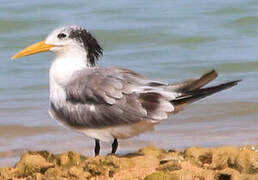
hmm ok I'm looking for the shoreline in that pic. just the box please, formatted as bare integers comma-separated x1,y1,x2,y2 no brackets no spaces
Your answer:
0,145,257,180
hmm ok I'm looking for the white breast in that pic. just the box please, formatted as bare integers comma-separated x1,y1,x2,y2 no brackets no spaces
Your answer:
49,55,86,105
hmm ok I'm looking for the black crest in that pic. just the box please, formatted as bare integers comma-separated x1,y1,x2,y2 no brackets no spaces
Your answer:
69,28,103,66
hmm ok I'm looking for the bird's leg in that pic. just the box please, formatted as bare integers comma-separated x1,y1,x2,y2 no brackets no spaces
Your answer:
111,139,118,154
95,139,100,156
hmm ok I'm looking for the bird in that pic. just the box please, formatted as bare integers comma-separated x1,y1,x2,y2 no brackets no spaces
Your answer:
12,25,240,156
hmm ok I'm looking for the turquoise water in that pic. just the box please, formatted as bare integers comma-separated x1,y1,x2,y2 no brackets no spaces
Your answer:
1,0,258,166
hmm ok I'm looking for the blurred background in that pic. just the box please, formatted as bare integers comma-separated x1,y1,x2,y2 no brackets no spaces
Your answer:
0,0,258,166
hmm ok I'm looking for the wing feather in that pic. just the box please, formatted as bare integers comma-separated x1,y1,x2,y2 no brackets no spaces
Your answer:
53,67,175,128
51,68,238,129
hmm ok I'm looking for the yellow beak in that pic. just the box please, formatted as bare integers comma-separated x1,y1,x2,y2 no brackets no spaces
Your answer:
12,41,54,60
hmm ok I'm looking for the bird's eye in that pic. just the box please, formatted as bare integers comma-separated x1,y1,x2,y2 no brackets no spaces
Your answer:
57,33,67,39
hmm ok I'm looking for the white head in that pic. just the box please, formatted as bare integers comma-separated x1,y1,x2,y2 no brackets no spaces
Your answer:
12,25,103,67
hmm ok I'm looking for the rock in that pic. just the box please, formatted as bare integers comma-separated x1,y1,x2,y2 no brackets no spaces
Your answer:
138,146,166,157
157,160,182,172
44,167,64,179
177,170,197,180
0,167,14,179
215,168,242,180
227,148,258,174
210,147,238,170
0,145,257,179
184,147,212,166
55,151,82,168
236,150,258,174
144,171,178,180
15,152,53,177
83,155,120,177
160,152,184,164
127,146,164,169
68,166,82,177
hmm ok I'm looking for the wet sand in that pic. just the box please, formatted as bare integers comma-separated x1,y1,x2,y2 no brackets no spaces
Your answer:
0,145,257,180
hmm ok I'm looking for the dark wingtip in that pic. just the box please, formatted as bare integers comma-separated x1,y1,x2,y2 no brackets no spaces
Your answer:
231,79,242,86
171,79,241,110
228,79,242,85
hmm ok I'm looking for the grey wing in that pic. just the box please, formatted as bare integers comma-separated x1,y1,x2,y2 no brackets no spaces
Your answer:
54,67,176,129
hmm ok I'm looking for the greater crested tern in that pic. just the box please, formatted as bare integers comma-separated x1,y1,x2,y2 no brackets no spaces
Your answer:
12,25,240,156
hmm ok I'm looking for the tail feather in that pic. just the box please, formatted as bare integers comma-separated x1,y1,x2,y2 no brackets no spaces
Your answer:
170,70,217,92
185,70,218,91
171,80,241,112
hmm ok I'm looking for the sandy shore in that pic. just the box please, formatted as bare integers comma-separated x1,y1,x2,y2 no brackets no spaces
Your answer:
0,145,257,180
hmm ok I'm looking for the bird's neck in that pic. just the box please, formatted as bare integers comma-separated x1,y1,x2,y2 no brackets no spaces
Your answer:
49,53,92,87
49,54,92,106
